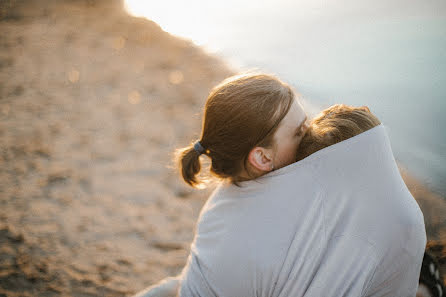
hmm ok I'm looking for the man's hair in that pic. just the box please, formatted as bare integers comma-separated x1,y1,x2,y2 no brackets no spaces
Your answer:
296,104,381,161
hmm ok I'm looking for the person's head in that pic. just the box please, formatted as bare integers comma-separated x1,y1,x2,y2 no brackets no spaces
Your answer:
176,72,308,188
296,104,381,161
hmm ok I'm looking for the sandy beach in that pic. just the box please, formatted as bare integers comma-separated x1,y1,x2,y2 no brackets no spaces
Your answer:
0,0,444,296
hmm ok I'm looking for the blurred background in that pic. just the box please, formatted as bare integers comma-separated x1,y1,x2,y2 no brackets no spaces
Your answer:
0,0,444,296
126,0,446,196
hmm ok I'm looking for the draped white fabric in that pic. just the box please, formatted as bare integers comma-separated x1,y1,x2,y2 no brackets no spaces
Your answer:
180,124,426,297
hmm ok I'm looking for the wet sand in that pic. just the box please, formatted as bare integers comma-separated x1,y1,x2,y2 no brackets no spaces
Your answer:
0,0,444,296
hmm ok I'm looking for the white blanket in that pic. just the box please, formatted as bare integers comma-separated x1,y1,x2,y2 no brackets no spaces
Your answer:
179,124,426,297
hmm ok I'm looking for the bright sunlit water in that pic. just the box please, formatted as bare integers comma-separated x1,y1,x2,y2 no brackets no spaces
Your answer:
125,0,446,196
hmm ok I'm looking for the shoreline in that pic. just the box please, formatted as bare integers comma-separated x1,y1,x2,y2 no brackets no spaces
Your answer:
0,0,444,296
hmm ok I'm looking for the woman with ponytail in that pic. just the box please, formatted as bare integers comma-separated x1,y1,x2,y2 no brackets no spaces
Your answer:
133,72,308,297
175,72,308,188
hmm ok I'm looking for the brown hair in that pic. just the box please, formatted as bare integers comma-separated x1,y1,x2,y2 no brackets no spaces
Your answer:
176,73,296,188
296,104,381,161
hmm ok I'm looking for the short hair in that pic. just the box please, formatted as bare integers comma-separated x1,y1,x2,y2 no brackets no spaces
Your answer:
296,104,381,161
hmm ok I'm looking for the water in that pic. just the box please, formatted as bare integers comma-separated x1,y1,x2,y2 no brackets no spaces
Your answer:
125,0,446,196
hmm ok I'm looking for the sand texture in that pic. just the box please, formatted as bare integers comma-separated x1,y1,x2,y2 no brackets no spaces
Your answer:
0,0,444,296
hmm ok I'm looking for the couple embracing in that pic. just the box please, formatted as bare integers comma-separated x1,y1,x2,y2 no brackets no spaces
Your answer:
134,73,439,297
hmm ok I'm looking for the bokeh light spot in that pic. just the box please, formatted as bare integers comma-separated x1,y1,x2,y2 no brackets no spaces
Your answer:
113,36,126,50
128,90,141,104
68,69,80,83
169,70,184,85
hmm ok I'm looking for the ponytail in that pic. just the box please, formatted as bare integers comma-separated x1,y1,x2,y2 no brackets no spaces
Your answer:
176,143,203,188
174,72,296,188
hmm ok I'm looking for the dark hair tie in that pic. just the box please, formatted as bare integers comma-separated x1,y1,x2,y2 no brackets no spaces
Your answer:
193,141,205,155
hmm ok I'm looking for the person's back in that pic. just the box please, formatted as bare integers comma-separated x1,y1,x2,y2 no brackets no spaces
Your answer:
180,121,426,296
299,124,426,296
295,105,426,295
180,166,327,297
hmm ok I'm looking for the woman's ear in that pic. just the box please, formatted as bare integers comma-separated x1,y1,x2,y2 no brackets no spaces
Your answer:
247,146,273,172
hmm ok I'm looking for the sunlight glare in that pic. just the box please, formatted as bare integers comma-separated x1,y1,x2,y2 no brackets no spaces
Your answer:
124,0,219,46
